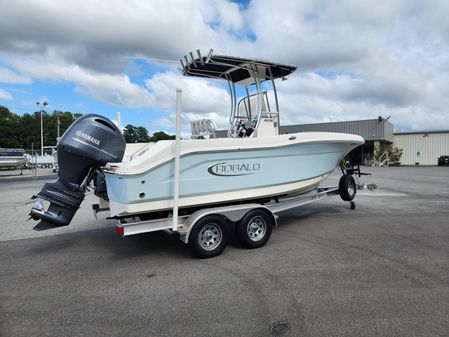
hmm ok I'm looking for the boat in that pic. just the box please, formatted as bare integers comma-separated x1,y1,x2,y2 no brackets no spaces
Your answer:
29,50,364,230
0,148,28,169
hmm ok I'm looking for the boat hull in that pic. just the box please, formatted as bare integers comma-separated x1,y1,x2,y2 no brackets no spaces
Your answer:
104,133,364,217
0,148,27,169
0,158,27,168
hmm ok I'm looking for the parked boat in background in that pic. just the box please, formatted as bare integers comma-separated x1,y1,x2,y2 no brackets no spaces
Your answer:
0,148,28,170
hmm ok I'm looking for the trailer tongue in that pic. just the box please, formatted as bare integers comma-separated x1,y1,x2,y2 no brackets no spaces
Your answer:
29,114,125,230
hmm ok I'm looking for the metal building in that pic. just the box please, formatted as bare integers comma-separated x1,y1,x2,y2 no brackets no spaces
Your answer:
393,131,449,166
214,117,393,164
281,117,394,165
213,119,448,166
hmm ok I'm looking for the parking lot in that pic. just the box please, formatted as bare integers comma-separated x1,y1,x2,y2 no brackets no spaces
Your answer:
1,166,448,337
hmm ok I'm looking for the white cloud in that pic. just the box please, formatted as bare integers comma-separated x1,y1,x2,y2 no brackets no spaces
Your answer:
276,70,446,131
10,58,154,108
0,0,249,73
213,0,244,31
0,68,32,84
1,0,449,131
145,72,229,114
0,89,13,100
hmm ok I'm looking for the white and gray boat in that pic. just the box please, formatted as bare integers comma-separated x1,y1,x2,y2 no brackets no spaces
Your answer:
0,148,28,169
29,50,364,232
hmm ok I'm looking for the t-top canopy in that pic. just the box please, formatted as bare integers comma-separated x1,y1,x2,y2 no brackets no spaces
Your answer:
179,49,297,85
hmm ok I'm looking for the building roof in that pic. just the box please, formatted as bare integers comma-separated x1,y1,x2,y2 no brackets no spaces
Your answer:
394,130,449,135
214,118,396,142
281,118,394,143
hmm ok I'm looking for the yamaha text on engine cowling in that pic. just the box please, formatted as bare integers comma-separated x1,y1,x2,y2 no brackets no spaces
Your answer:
29,114,125,231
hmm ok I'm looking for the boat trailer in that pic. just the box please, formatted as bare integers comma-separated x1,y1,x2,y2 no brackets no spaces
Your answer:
93,165,374,258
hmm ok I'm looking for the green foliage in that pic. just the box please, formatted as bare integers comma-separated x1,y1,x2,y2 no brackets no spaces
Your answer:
123,125,175,143
123,124,151,143
374,143,403,163
150,131,175,142
1,105,173,149
122,124,136,143
0,106,21,148
0,106,82,149
390,146,403,162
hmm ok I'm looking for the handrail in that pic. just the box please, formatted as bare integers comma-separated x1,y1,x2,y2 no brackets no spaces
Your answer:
236,91,269,119
379,151,389,167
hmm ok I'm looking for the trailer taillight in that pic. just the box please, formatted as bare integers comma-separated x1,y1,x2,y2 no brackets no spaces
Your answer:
117,226,124,237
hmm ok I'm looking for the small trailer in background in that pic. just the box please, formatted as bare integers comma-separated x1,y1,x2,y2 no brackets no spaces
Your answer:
32,154,56,169
28,146,58,170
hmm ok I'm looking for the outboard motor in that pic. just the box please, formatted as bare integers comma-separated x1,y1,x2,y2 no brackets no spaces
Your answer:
29,114,125,231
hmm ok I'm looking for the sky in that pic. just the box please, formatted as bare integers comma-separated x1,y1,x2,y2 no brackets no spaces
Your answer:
1,0,449,137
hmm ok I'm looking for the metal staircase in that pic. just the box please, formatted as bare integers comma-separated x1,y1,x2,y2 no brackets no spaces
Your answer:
379,151,389,167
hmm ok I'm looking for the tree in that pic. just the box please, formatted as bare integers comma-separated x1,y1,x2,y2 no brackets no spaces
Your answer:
150,131,175,142
0,105,174,148
0,106,21,148
122,125,174,143
16,110,81,150
390,146,403,163
123,124,152,143
374,143,403,164
18,112,40,150
1,106,82,150
48,110,82,141
123,124,138,143
136,126,151,142
123,126,175,143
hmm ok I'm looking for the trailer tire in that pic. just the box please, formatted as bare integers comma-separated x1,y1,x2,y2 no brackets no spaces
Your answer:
189,215,227,258
236,209,273,249
339,174,356,201
41,164,47,169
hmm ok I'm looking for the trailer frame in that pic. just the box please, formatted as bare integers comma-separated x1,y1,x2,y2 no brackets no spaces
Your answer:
93,179,365,258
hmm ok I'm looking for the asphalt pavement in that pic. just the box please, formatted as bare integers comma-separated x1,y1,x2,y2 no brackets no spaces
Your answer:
0,166,448,337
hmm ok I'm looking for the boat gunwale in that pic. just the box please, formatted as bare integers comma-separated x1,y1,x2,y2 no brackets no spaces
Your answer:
105,132,364,176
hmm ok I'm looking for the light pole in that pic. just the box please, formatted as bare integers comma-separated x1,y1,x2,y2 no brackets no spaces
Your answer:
36,101,48,156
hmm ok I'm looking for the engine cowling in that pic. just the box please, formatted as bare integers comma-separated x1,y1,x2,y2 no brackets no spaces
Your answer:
29,114,126,230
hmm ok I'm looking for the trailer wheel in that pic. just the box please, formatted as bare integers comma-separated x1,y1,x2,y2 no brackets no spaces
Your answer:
41,164,47,169
189,215,227,258
236,209,273,249
339,174,356,201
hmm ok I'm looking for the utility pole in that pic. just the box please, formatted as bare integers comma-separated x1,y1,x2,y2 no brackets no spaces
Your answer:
117,111,121,130
36,101,48,156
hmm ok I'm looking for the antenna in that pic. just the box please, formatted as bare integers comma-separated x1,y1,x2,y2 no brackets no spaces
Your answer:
197,49,204,66
205,49,214,63
189,52,197,67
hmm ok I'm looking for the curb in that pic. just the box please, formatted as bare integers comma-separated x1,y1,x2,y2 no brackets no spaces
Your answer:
0,174,57,183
